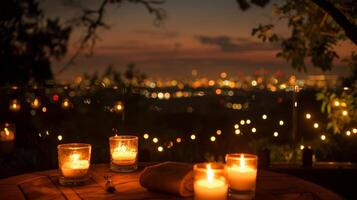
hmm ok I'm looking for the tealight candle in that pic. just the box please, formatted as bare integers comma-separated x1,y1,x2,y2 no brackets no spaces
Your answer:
109,135,138,172
0,123,15,154
194,163,228,200
226,153,258,199
58,143,91,186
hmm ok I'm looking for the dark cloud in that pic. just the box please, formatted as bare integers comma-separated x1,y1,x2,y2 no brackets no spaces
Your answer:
196,35,279,52
133,29,180,39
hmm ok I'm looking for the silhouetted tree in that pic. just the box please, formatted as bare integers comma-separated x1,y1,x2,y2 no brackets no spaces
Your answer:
0,0,71,86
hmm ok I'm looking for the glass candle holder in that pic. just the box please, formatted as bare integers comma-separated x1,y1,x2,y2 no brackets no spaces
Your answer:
225,153,258,200
109,135,138,172
58,143,91,186
194,162,228,200
0,123,15,154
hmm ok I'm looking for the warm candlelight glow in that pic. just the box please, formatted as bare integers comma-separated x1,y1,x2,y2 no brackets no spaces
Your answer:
194,163,228,200
109,135,138,172
58,143,91,185
226,153,258,199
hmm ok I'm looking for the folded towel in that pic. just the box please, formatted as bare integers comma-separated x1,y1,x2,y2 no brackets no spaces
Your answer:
139,162,194,197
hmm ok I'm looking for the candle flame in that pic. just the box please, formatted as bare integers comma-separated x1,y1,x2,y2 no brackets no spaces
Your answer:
240,154,245,169
70,153,80,161
115,145,128,153
4,128,10,136
206,164,214,182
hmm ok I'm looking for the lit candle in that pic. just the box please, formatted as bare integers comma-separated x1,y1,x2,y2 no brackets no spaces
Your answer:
58,143,91,185
194,164,228,200
111,145,137,165
227,154,257,191
109,135,138,172
61,153,90,179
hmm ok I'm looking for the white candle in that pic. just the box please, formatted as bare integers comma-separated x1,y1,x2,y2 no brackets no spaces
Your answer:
226,154,257,191
194,164,228,200
111,145,137,165
61,153,89,178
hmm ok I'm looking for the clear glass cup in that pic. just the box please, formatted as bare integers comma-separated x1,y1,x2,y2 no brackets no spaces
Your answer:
0,123,15,154
194,162,228,200
109,135,138,172
225,153,258,200
58,143,91,186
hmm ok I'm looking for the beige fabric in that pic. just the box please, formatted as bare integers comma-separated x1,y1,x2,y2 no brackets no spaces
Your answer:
139,162,194,197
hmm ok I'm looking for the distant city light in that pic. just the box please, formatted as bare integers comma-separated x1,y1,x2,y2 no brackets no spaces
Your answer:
353,128,357,134
216,130,222,135
305,113,311,119
342,110,348,116
158,146,163,152
273,131,278,137
320,134,326,141
279,120,284,126
300,145,305,150
251,128,256,133
190,134,196,140
114,101,124,112
294,101,297,107
42,107,47,113
246,119,251,124
176,137,182,143
313,123,319,129
158,92,164,99
262,114,267,120
153,137,158,143
346,131,351,136
240,120,245,125
251,80,257,86
210,136,216,142
220,72,227,79
235,129,241,135
57,135,63,141
234,124,239,129
215,89,222,95
334,101,340,107
143,133,149,139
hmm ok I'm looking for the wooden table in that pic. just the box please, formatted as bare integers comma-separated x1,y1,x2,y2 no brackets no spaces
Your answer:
0,163,342,200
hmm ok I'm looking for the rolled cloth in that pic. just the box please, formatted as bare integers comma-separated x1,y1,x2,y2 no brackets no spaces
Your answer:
139,162,194,197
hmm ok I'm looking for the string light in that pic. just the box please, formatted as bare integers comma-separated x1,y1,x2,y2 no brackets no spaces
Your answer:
176,137,182,143
157,146,163,152
262,114,267,120
153,137,158,143
353,128,357,134
143,133,149,139
342,110,348,116
234,124,239,129
210,136,216,142
346,131,351,136
190,134,196,140
240,120,245,125
273,131,278,137
42,107,47,113
251,128,256,133
320,134,326,141
246,119,251,124
57,135,63,141
305,113,311,119
313,123,319,129
235,129,241,135
216,130,222,135
279,120,284,126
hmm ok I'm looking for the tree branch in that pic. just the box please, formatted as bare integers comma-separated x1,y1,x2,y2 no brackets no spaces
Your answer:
56,0,166,75
312,0,357,45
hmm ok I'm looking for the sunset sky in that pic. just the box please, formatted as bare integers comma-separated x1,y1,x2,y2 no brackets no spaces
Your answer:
42,0,356,81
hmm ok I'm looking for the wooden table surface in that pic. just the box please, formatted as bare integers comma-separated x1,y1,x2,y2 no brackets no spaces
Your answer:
0,163,342,200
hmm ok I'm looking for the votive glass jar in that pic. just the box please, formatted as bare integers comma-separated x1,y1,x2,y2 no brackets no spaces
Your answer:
109,135,138,172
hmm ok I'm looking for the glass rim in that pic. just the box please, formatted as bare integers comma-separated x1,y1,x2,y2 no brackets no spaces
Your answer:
226,153,257,161
193,162,225,173
109,135,138,140
57,143,91,150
